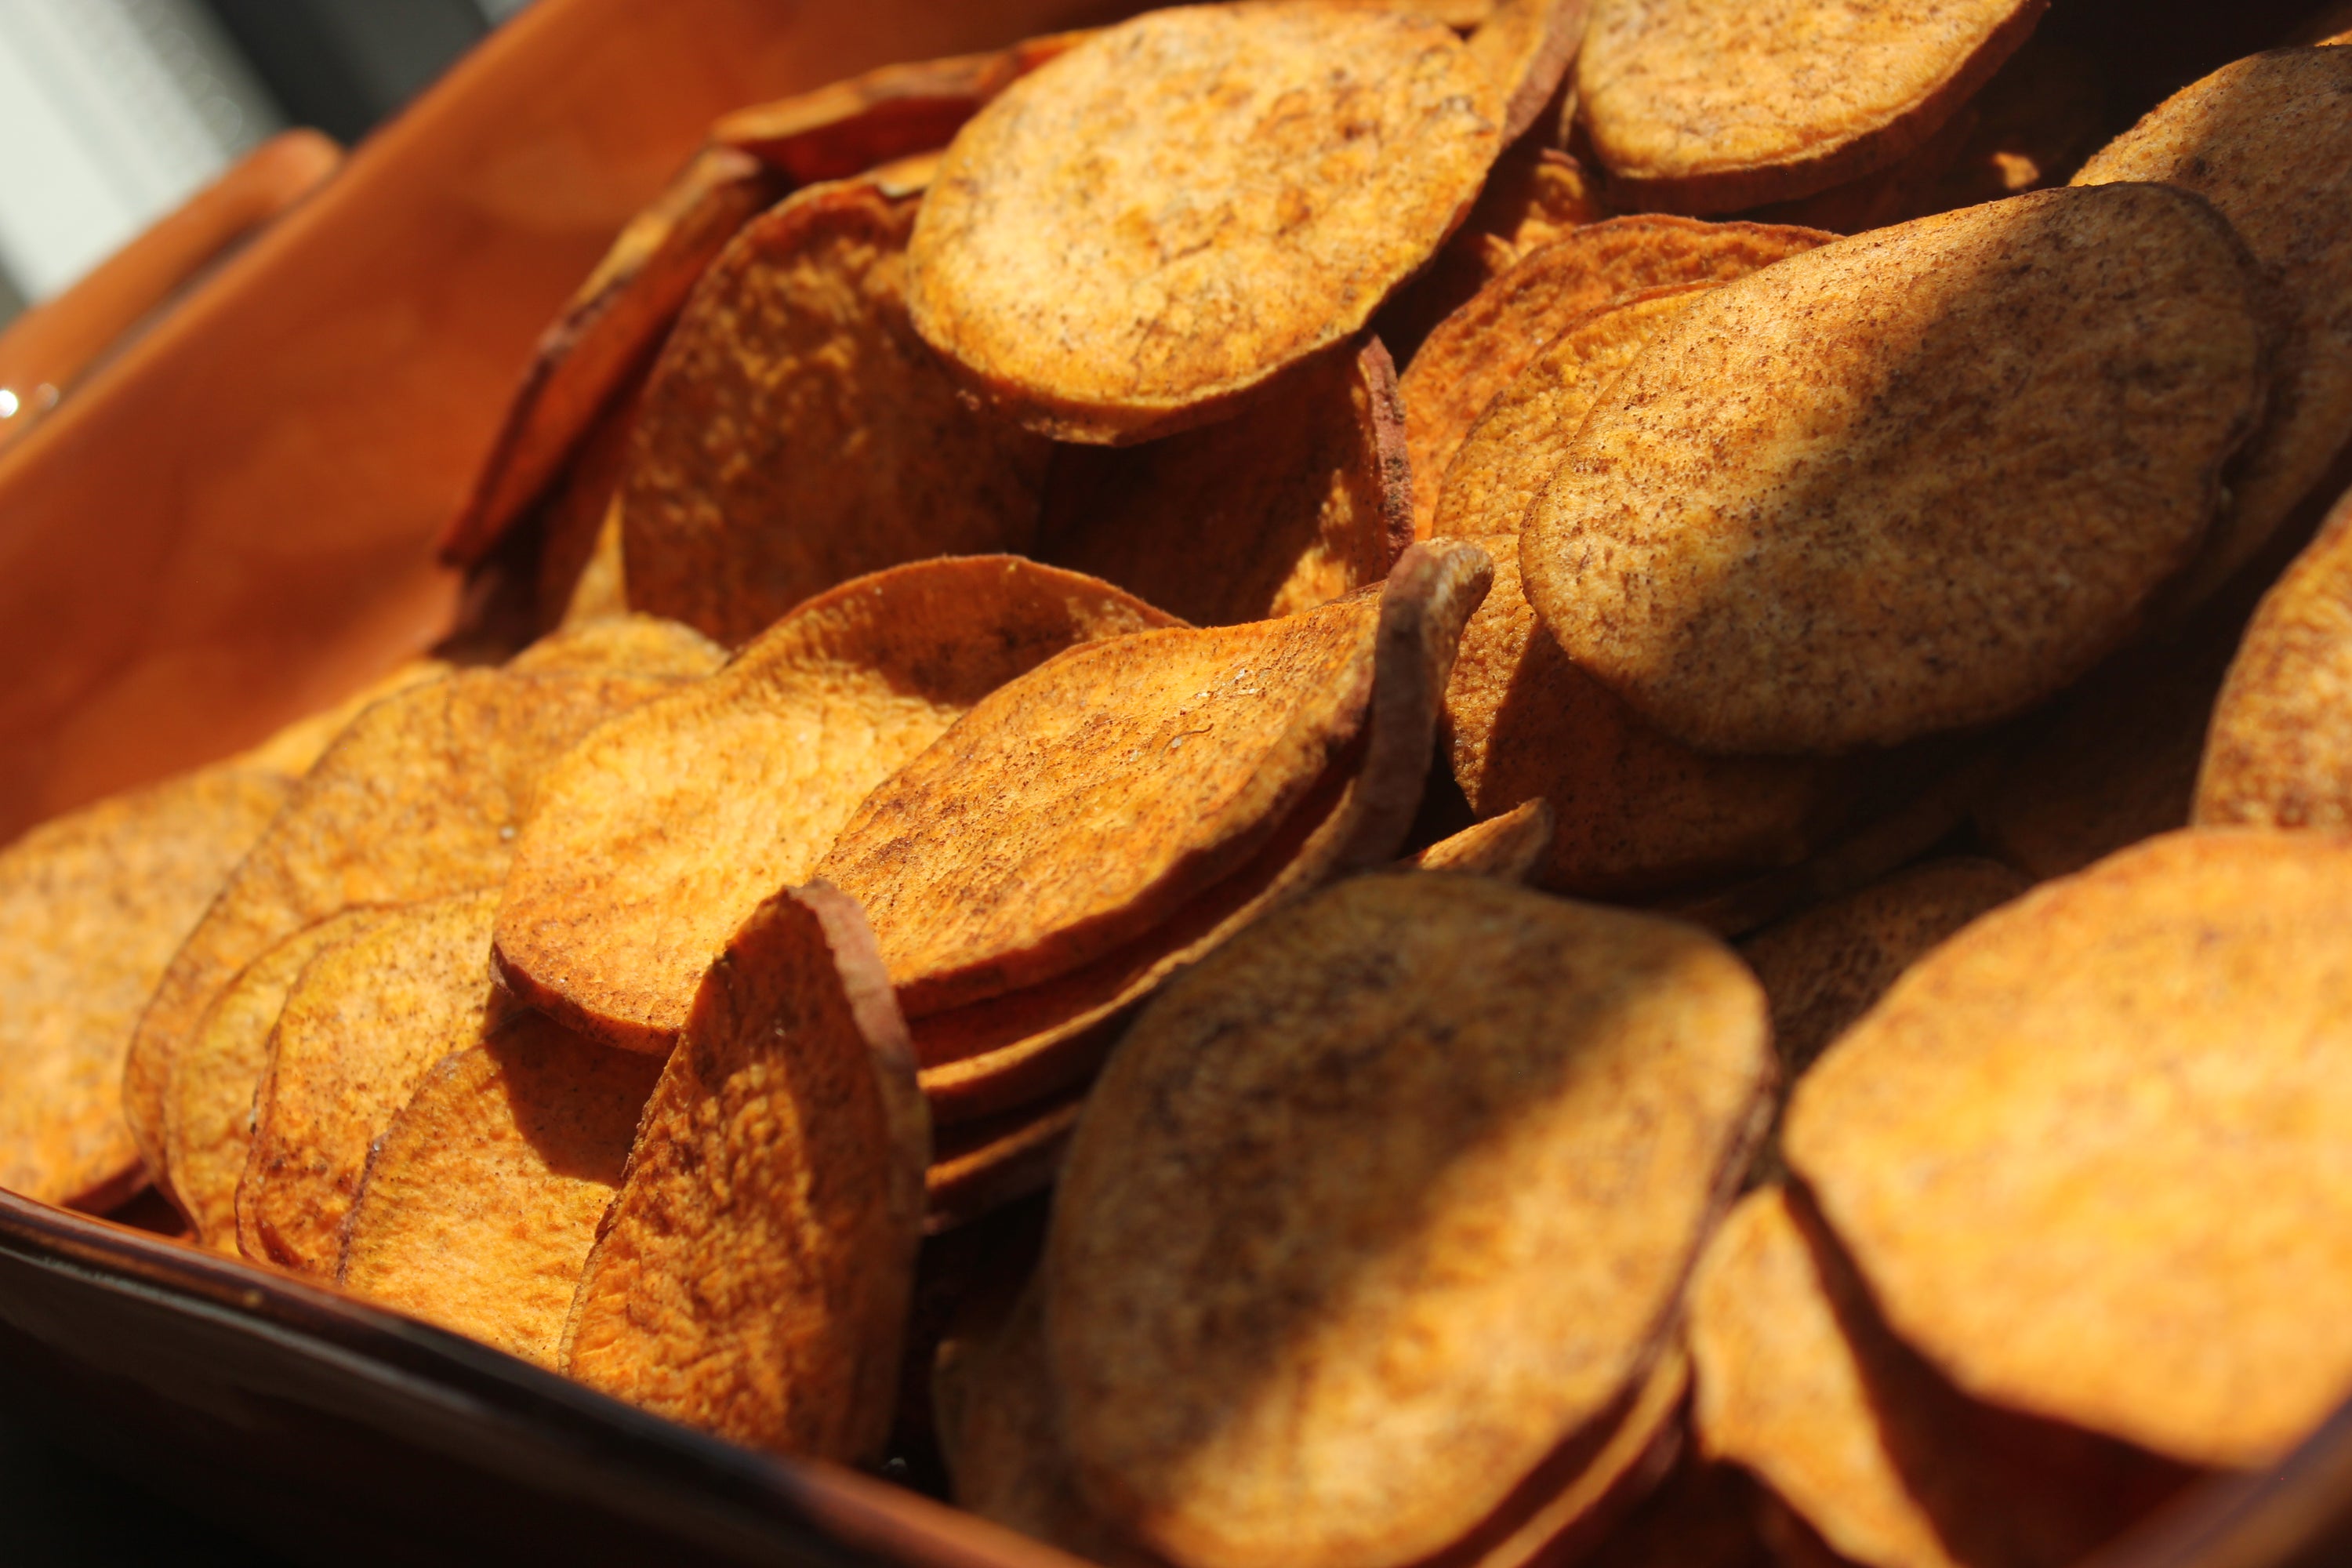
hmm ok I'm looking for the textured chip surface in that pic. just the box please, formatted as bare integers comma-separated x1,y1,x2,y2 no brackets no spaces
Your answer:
1402,797,1555,882
504,612,725,680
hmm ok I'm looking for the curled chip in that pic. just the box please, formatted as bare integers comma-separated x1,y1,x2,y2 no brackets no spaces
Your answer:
0,765,289,1210
620,176,1051,647
1787,829,2352,1468
1401,216,1830,536
233,659,452,780
238,889,510,1276
563,885,927,1462
906,4,1500,444
2074,48,2352,609
1036,340,1410,626
122,668,677,1210
497,558,1175,1054
162,909,388,1252
504,612,725,680
1402,797,1555,882
1690,1186,2190,1568
2198,487,2352,829
1575,0,2048,213
338,1013,662,1369
1522,185,2268,756
438,147,786,568
1048,874,1773,1568
1465,0,1592,145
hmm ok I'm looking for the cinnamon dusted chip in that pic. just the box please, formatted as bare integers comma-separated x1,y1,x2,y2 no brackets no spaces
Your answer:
233,659,452,779
122,668,681,1206
533,382,641,630
1036,340,1410,627
1401,217,1831,535
438,147,786,567
926,1091,1083,1236
1787,829,2352,1468
338,1013,662,1368
505,612,725,680
1575,0,2049,214
1048,873,1771,1568
1401,797,1555,881
620,176,1051,646
162,908,390,1252
1467,0,1592,146
562,885,927,1462
2074,48,2352,608
1523,186,2269,756
496,558,1175,1054
238,888,512,1275
906,4,1501,444
0,766,289,1210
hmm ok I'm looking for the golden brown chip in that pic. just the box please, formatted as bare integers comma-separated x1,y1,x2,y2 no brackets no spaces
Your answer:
1787,828,2352,1468
619,176,1051,647
1400,797,1555,881
1401,217,1831,537
926,1091,1083,1237
122,668,678,1208
1467,0,1592,145
2074,48,2352,608
906,4,1501,444
438,147,787,568
496,558,1176,1054
532,381,641,631
1049,873,1773,1568
504,612,725,680
562,884,927,1461
0,765,289,1210
337,1013,662,1369
162,908,390,1252
553,502,628,629
236,888,511,1275
1523,185,2268,756
232,659,453,780
1036,340,1410,627
1575,0,2049,213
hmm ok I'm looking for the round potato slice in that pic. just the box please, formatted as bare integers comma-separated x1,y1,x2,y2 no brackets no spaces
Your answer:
906,3,1501,444
1575,0,2049,213
1522,184,2268,756
1049,874,1773,1568
1785,829,2352,1468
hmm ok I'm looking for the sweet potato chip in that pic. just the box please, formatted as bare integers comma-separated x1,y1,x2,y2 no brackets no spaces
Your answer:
504,612,725,680
0,765,289,1210
1575,0,2049,213
162,908,389,1252
1402,797,1555,881
1401,217,1831,536
533,382,641,631
620,176,1051,646
438,147,787,567
562,884,927,1461
906,4,1500,443
497,558,1175,1054
2074,48,2352,608
1523,185,2268,755
1048,873,1773,1568
926,1091,1083,1237
1465,1344,1692,1568
338,1012,662,1368
237,888,511,1275
1787,829,2352,1468
122,668,679,1206
233,659,452,779
1467,0,1592,146
1036,339,1410,626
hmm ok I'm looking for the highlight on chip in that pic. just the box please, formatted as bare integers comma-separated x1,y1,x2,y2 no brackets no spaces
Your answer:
532,383,641,631
906,3,1501,443
619,175,1051,646
1575,0,2050,213
1521,184,2269,755
495,557,1177,1054
1401,797,1555,882
1047,873,1773,1568
503,611,725,680
562,884,927,1462
338,1012,663,1369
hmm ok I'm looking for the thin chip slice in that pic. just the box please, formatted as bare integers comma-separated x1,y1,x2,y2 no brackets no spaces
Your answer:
2074,48,2352,608
554,501,627,629
496,558,1176,1054
1787,829,2352,1468
533,382,642,631
1468,0,1593,146
1581,1459,1771,1568
232,659,452,780
338,1013,663,1369
562,885,927,1461
621,176,1051,646
0,765,290,1210
438,147,787,567
1036,339,1410,627
1401,797,1555,881
926,1091,1083,1237
236,888,511,1275
1523,185,2268,755
504,612,725,680
906,4,1501,444
162,908,390,1251
1401,217,1831,536
1575,0,2049,213
1690,1186,2194,1568
1049,873,1773,1568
